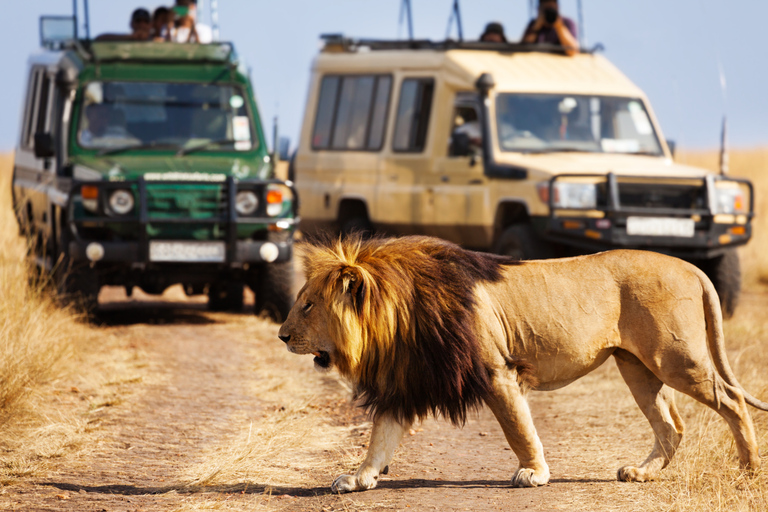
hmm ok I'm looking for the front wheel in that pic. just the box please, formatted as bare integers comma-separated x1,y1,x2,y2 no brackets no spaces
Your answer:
701,249,741,319
252,261,295,323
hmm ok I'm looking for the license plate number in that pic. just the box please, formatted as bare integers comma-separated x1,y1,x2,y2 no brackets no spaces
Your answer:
149,241,226,263
626,217,695,238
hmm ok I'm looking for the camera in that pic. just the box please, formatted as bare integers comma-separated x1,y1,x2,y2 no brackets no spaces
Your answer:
544,7,559,24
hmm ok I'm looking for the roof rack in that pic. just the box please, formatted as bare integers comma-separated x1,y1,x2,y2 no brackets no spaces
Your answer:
76,41,237,65
319,34,603,56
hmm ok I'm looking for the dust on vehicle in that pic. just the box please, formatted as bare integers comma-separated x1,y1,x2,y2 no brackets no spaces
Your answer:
293,36,753,317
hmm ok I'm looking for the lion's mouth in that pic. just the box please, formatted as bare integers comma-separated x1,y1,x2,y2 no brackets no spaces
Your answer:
312,351,331,368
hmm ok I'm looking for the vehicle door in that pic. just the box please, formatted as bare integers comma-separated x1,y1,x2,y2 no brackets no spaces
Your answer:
14,66,58,253
306,74,392,227
376,75,435,235
427,91,490,246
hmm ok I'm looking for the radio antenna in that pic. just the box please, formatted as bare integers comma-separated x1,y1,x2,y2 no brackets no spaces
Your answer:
445,0,464,41
399,0,414,40
577,0,586,48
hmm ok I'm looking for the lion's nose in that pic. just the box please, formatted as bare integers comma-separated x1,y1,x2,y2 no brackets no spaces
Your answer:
278,334,290,343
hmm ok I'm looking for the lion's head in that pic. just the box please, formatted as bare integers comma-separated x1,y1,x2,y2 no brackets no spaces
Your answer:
278,235,519,425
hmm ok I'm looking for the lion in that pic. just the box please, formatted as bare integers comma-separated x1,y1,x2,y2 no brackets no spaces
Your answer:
277,235,767,492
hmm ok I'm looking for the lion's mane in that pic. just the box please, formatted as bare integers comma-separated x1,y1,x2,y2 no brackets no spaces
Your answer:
301,235,524,425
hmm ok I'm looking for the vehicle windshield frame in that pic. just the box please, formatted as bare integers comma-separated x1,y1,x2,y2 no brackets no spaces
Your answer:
494,92,664,157
73,79,260,154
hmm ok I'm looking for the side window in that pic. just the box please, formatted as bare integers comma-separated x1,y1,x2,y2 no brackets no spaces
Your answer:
35,74,53,136
311,75,392,151
22,69,42,148
393,78,435,153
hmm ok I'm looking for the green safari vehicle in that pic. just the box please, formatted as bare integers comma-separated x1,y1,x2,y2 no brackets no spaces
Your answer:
12,17,297,319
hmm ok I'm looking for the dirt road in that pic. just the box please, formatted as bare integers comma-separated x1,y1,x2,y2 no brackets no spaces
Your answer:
2,288,765,511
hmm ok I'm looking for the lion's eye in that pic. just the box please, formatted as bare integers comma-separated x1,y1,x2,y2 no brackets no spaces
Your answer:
302,302,313,314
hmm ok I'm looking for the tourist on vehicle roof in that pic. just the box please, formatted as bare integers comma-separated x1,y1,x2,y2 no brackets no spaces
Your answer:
152,6,173,42
521,0,579,56
479,22,507,43
171,0,213,43
129,8,152,40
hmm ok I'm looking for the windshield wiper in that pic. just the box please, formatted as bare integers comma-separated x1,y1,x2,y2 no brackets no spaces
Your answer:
177,139,239,156
98,142,181,156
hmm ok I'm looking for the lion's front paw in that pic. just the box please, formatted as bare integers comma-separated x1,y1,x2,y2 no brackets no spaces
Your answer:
331,470,379,494
617,465,656,483
512,467,550,487
331,474,358,493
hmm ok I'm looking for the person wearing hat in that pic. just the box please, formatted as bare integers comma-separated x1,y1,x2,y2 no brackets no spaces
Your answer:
480,22,508,43
522,0,579,56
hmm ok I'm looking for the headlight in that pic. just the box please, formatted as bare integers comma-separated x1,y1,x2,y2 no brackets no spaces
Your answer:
108,189,135,215
235,190,259,216
266,184,291,217
714,185,747,215
537,182,597,209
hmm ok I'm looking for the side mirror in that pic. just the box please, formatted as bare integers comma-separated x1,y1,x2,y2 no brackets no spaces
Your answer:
34,132,55,159
450,132,472,157
666,139,676,158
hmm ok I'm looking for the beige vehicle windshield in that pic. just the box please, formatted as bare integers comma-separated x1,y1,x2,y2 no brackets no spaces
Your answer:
495,93,663,156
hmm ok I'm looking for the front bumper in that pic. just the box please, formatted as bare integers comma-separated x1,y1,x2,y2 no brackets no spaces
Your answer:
538,173,753,260
68,238,293,264
68,176,297,265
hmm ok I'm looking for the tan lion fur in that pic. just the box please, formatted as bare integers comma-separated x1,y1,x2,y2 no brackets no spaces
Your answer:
278,235,767,493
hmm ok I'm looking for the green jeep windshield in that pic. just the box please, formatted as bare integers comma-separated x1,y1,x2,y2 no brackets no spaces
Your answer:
495,93,663,156
77,81,257,152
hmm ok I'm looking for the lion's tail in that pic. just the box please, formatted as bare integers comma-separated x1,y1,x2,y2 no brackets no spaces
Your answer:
700,271,768,411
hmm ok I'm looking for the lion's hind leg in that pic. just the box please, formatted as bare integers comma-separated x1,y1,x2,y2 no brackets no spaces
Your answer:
613,349,684,482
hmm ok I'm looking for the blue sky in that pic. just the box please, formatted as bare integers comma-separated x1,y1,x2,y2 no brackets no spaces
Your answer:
3,1,767,151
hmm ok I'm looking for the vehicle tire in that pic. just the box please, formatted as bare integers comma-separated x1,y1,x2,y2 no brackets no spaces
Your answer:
207,282,245,312
54,216,99,315
702,249,741,319
253,261,295,323
494,224,553,260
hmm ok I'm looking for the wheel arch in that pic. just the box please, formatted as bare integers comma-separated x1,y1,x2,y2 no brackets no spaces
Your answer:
493,199,532,244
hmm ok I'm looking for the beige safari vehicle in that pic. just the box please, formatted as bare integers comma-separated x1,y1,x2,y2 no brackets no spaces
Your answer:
293,37,753,317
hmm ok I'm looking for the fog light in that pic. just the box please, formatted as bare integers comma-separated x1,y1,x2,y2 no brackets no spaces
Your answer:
86,242,105,262
259,242,279,263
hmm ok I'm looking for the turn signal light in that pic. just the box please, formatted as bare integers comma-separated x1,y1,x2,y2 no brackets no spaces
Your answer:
81,185,99,199
266,189,283,204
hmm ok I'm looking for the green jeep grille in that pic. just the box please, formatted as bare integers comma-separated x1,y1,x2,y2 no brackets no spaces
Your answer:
146,183,226,240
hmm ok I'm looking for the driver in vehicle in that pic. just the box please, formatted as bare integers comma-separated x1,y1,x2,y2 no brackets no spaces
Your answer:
79,103,139,147
522,0,579,56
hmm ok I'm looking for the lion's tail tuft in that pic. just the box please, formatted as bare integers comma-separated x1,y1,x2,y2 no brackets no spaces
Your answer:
700,272,768,412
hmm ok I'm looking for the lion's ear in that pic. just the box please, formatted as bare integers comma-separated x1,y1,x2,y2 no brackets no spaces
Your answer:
340,267,365,310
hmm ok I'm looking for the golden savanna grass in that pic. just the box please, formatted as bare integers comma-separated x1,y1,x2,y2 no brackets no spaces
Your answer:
0,155,145,482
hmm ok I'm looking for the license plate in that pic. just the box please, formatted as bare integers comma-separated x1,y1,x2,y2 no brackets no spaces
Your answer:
626,217,695,238
149,241,226,263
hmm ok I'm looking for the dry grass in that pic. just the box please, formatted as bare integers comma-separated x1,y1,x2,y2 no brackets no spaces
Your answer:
676,148,768,287
180,314,363,491
0,155,145,483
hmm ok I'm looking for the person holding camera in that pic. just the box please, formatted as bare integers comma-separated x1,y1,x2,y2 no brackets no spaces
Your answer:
522,0,579,56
